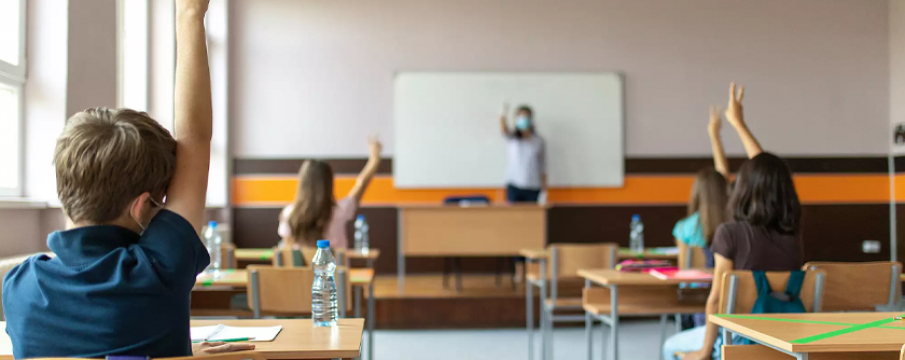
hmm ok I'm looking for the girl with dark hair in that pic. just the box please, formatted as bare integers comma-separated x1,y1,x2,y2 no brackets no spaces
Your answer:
664,83,802,360
499,103,547,203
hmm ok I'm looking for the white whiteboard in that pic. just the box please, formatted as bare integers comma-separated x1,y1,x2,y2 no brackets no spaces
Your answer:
394,72,624,188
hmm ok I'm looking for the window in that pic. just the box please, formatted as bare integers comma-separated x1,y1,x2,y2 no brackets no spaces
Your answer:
0,0,25,197
117,0,149,110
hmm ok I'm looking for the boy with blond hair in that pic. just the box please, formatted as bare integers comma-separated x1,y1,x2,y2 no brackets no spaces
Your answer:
2,0,252,357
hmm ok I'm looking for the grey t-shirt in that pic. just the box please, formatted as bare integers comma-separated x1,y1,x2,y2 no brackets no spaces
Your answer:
505,134,546,189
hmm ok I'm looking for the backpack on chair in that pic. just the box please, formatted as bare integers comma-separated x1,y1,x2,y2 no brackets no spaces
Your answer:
737,270,807,345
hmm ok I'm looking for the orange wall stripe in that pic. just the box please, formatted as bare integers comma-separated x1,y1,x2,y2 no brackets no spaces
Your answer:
886,174,905,203
234,174,892,206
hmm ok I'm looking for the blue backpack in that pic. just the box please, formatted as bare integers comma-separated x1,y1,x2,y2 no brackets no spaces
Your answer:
751,270,807,314
736,271,806,345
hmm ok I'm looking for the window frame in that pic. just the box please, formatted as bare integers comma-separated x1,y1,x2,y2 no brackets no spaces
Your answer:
0,0,27,82
0,0,26,198
0,75,25,197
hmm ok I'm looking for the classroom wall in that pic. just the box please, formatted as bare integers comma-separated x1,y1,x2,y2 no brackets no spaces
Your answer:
893,0,905,155
229,0,897,271
0,210,43,258
231,0,889,158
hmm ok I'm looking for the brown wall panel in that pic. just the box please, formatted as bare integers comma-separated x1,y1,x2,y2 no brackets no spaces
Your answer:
235,158,393,175
546,206,687,247
800,204,890,263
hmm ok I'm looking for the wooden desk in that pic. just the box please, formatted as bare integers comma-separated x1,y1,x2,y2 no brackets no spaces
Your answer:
195,269,374,289
617,247,679,261
0,319,363,360
236,248,275,262
711,312,905,359
579,269,710,360
519,247,680,262
193,269,376,360
398,204,546,291
236,249,382,269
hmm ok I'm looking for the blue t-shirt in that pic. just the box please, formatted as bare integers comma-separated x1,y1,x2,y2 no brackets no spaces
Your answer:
673,212,706,248
672,212,715,268
2,210,209,359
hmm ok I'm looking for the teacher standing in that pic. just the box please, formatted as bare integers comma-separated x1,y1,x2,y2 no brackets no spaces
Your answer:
500,104,547,203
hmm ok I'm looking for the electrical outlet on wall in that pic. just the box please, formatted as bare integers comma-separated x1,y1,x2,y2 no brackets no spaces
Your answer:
862,240,881,254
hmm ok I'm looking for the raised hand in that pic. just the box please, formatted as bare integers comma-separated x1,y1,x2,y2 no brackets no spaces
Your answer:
500,102,510,118
724,82,745,129
708,106,722,138
368,135,383,159
176,0,210,15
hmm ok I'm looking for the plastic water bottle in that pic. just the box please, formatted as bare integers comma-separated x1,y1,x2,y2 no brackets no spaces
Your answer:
311,240,338,327
629,215,644,253
354,215,369,254
203,221,222,275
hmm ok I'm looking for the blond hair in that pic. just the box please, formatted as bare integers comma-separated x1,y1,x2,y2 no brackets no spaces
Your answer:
54,108,176,224
287,160,336,246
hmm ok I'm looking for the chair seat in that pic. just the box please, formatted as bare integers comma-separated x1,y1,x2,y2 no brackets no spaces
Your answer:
583,302,705,316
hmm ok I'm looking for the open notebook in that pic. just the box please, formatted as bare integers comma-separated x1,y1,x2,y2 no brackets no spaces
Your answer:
191,324,283,343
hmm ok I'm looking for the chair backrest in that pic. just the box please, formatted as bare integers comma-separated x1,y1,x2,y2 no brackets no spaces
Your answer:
544,243,618,303
220,242,237,269
718,270,825,314
550,243,618,279
246,265,350,318
272,247,317,267
676,241,708,269
803,261,902,312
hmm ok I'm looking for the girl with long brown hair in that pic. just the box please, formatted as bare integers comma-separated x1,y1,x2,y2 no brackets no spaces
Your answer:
672,106,731,269
278,137,382,248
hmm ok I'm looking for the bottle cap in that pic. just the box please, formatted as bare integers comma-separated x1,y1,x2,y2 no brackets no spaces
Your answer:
208,221,217,229
317,240,330,248
357,214,365,220
631,214,640,221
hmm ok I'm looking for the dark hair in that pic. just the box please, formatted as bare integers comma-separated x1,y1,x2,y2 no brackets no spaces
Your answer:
729,152,801,234
514,105,535,139
688,167,729,246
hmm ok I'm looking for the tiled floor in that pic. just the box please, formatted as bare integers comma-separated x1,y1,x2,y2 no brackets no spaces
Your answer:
371,319,673,360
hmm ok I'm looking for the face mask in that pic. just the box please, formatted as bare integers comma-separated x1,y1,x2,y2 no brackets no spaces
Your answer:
515,116,531,131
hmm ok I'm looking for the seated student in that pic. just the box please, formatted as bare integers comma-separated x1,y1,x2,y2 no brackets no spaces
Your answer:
278,137,382,251
673,107,732,269
2,1,252,357
663,83,801,360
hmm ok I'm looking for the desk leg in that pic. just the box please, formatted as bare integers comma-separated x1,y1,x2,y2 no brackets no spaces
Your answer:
585,279,592,360
368,282,375,360
397,209,405,294
527,272,534,360
658,314,667,360
609,285,619,360
354,286,362,318
539,258,547,360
